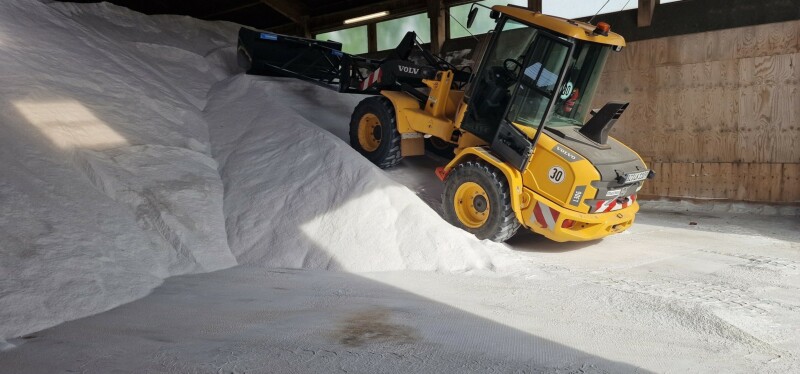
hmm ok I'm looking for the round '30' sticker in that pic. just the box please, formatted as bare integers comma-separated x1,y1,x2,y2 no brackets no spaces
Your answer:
548,166,565,184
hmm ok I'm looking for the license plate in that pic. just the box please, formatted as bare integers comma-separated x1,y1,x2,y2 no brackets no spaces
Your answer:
624,170,649,184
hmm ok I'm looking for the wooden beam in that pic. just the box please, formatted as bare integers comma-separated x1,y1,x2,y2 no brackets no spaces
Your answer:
528,0,542,12
260,0,304,24
444,9,451,41
203,1,260,18
261,0,311,37
428,0,446,54
637,0,658,27
367,23,378,52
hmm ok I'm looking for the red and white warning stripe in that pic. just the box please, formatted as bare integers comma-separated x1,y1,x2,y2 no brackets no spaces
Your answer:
533,201,560,231
359,68,382,91
595,195,636,213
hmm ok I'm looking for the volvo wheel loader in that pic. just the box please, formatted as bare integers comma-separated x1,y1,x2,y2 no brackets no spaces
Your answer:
237,4,654,242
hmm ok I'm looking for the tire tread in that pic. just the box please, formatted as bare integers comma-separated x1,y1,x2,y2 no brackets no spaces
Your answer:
442,160,520,242
349,96,402,169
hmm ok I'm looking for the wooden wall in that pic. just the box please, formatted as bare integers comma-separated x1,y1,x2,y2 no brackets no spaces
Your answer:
595,20,800,203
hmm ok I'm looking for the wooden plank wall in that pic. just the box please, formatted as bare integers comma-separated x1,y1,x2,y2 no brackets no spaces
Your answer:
595,20,800,203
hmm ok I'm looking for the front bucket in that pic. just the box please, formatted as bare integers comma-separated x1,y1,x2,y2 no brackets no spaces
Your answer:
237,28,343,79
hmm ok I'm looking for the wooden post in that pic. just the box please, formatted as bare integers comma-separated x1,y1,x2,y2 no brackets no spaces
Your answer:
444,8,450,41
301,16,311,38
367,23,377,53
427,0,445,55
528,0,542,12
638,0,658,27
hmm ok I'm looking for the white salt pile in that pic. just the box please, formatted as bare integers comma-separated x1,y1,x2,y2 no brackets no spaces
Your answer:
0,0,507,341
0,0,238,339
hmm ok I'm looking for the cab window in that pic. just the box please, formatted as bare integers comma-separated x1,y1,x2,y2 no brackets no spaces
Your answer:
506,36,570,129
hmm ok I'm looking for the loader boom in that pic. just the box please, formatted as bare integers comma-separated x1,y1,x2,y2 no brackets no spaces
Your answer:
238,28,469,100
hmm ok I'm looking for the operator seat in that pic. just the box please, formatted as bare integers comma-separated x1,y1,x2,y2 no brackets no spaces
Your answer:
475,65,516,119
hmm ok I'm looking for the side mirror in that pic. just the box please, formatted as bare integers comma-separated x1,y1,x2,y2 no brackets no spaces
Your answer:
467,6,479,28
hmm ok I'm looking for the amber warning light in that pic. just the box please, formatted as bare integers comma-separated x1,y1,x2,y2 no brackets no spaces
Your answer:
593,22,611,36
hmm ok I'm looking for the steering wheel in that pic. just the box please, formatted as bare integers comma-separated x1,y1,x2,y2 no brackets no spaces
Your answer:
481,65,517,108
484,66,515,86
503,58,522,75
484,58,520,87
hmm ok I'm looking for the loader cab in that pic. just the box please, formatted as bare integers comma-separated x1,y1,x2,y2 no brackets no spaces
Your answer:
460,7,621,170
462,18,538,141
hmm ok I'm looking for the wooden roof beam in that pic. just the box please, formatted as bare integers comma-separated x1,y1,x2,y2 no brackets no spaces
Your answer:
203,2,261,18
261,0,310,36
260,0,307,26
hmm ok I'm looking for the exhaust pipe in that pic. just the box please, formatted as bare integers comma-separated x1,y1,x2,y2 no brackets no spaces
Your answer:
579,101,628,145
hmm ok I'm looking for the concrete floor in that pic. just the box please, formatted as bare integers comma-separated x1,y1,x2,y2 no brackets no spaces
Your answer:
1,210,797,373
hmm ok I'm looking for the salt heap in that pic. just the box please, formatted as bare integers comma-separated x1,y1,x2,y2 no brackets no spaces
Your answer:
0,0,238,340
0,0,505,342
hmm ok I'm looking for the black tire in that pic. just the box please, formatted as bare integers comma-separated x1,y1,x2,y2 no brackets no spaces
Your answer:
425,137,456,159
349,96,402,169
442,160,520,242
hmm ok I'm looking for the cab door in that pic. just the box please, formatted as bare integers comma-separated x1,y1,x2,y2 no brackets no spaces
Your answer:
498,32,573,170
460,19,536,143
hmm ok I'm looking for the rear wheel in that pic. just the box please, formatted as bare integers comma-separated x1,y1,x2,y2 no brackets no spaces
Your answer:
442,161,520,242
425,137,456,159
349,97,402,169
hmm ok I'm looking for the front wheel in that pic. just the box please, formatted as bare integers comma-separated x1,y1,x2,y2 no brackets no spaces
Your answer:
442,161,520,242
349,96,402,169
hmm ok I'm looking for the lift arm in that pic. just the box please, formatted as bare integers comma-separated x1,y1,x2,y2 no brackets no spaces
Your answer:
237,28,471,100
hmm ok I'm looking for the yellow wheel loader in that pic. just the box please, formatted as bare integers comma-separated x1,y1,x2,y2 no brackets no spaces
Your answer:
237,4,654,243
